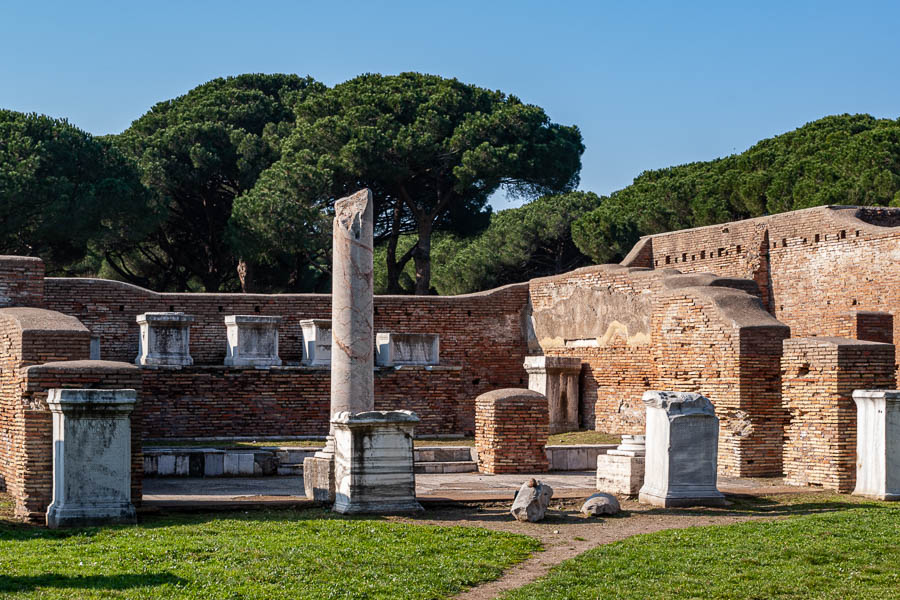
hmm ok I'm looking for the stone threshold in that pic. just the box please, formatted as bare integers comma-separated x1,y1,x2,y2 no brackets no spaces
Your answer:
143,444,616,477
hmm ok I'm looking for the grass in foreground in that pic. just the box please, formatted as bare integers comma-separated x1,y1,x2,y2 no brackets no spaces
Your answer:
146,430,620,450
503,504,900,599
0,507,540,599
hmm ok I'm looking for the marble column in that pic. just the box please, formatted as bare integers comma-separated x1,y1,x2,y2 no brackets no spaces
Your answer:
306,189,375,502
330,188,375,416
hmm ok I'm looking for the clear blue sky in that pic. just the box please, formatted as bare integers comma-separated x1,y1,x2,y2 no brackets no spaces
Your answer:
4,0,899,209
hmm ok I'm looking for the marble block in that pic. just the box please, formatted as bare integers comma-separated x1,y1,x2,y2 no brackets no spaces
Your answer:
523,355,581,434
303,455,335,503
300,319,332,367
332,410,423,514
597,436,646,496
46,388,137,528
852,390,900,501
638,391,726,507
135,312,195,366
375,333,439,366
224,315,282,367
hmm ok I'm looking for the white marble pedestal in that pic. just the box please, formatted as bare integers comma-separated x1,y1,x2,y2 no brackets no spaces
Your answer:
852,390,900,501
597,434,646,495
46,389,137,528
332,410,423,514
638,391,726,507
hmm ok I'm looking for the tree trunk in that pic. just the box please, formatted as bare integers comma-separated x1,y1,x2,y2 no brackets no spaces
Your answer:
413,220,433,295
237,258,256,293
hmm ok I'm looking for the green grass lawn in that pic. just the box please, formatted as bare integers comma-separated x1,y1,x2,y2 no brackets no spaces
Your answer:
146,430,620,450
502,504,900,600
0,505,540,599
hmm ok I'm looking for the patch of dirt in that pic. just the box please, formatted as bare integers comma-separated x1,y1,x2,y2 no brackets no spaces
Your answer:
393,495,824,600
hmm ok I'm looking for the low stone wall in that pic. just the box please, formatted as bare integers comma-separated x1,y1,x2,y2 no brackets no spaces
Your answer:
782,337,896,491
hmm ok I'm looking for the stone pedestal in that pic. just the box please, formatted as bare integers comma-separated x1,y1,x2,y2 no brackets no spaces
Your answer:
300,319,332,366
852,390,900,501
639,391,725,507
523,356,581,434
375,333,440,366
303,456,336,503
135,312,195,366
225,315,282,367
597,434,646,495
46,389,137,528
332,410,422,514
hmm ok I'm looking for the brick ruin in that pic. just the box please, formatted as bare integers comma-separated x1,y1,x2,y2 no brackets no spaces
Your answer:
1,204,899,521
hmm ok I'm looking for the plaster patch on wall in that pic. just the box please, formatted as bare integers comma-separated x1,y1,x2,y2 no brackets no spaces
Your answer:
532,285,652,351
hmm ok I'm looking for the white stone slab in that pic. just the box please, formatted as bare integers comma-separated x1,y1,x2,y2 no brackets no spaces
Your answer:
300,319,332,366
638,391,725,507
376,333,439,366
135,312,195,366
224,315,282,367
332,410,423,513
45,389,137,528
853,390,900,501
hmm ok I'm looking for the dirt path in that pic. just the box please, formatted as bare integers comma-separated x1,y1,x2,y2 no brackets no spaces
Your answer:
395,498,786,600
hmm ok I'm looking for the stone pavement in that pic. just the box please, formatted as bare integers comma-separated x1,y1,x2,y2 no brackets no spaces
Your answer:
141,472,813,511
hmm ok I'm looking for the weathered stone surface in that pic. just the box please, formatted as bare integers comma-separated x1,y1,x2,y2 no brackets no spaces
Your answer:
300,319,332,366
224,315,282,367
638,391,726,507
581,492,621,516
853,390,900,501
303,456,335,503
332,410,422,514
330,189,375,418
375,332,439,366
135,312,195,366
524,355,581,434
510,478,553,522
46,388,137,528
597,453,645,496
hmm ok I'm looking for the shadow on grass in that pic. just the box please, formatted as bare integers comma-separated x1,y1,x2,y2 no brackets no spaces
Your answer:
0,573,184,593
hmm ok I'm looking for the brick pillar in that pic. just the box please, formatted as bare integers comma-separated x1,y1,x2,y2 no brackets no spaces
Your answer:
835,311,893,344
475,389,548,474
782,337,895,492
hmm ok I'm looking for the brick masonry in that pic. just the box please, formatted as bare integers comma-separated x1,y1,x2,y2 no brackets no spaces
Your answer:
475,388,549,474
644,205,900,376
2,204,900,516
781,337,896,491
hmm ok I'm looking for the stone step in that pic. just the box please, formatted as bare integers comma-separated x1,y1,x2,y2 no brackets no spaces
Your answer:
414,460,478,474
414,446,476,463
277,463,304,476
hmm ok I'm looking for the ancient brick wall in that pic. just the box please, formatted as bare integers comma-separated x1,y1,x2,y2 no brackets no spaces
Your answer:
782,337,896,491
529,265,788,477
0,308,91,501
475,389,549,474
18,361,142,523
138,365,463,439
0,306,141,524
643,206,900,376
0,256,44,308
42,278,530,426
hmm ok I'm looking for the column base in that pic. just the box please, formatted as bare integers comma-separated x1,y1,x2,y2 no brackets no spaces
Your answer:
638,487,727,508
46,502,136,529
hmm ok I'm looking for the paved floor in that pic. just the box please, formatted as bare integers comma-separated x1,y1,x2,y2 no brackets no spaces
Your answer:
141,472,810,510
